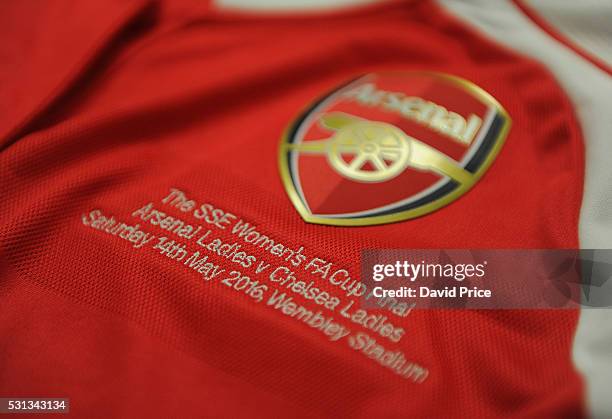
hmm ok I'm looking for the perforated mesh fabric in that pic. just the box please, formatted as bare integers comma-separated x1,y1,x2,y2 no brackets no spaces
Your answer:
0,1,586,417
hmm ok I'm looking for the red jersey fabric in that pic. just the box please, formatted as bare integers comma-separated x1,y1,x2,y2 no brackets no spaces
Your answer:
0,0,585,417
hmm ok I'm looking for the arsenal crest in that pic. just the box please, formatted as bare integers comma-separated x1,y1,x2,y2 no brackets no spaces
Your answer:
279,72,511,226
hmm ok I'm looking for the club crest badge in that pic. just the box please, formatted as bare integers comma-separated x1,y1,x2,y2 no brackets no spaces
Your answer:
279,72,511,226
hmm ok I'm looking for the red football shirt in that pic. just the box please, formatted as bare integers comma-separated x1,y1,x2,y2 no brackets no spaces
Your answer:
0,0,585,417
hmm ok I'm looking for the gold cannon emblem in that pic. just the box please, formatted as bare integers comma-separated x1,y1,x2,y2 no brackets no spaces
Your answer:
287,112,474,186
